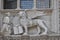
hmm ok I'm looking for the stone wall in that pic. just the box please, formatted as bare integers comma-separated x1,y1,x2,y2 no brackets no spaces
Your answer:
0,35,60,40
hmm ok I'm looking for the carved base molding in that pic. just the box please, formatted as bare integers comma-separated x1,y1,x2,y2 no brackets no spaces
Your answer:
0,35,60,40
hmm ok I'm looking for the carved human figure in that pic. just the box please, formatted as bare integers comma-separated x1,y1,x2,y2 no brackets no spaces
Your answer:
18,11,28,35
12,13,23,35
1,12,11,35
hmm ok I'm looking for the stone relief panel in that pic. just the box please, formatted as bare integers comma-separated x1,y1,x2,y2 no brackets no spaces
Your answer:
0,10,56,36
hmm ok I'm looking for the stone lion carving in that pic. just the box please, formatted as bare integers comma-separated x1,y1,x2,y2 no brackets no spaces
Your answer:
18,11,48,35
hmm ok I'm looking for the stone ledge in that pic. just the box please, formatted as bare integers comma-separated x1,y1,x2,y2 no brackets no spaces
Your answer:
0,35,60,40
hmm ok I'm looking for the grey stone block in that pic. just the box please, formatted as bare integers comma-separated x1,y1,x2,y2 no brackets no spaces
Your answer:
30,35,48,40
21,35,30,40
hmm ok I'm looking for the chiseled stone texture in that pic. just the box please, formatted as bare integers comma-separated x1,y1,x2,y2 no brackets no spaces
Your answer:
30,35,48,40
21,35,30,40
0,35,60,40
48,36,60,40
0,36,3,40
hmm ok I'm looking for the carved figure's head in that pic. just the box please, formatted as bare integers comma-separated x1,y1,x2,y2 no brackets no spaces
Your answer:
5,12,10,16
18,11,26,18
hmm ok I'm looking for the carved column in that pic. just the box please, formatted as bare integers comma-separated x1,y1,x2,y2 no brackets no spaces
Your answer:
16,0,21,9
0,0,3,9
33,0,36,9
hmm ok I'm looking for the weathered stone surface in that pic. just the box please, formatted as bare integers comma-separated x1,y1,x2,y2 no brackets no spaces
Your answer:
0,35,60,40
0,36,3,40
21,35,30,40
